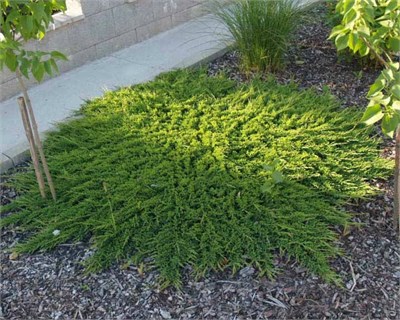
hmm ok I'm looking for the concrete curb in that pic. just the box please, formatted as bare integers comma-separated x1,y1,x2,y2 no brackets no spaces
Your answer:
1,143,31,173
1,129,51,173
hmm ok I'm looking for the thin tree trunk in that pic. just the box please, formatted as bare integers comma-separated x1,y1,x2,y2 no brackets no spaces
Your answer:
394,125,400,233
18,97,46,198
16,70,57,200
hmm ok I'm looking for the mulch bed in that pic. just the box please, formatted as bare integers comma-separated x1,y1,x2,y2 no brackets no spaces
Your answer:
1,4,399,320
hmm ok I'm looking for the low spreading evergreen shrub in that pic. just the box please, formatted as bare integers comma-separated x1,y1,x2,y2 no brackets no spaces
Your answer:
1,69,392,287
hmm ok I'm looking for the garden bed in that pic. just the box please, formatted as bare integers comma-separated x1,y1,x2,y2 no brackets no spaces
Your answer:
1,4,399,320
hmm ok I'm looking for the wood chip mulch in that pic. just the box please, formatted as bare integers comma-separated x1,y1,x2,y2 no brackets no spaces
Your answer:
1,5,399,320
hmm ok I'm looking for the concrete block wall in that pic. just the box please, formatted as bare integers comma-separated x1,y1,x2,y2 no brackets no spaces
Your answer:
0,0,208,102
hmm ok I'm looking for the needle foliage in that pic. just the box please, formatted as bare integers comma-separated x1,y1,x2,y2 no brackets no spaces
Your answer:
1,69,392,287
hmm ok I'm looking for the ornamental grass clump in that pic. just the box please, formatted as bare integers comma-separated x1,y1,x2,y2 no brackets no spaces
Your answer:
213,0,303,72
1,69,392,287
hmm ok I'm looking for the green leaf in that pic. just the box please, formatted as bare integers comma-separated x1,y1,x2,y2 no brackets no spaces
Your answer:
380,96,392,106
32,3,45,23
392,84,400,99
343,8,357,25
32,62,45,82
369,92,391,106
382,113,399,138
19,58,31,78
342,0,356,14
329,25,347,39
348,32,359,51
44,60,53,76
388,62,400,71
361,104,384,125
357,25,370,37
358,42,370,56
50,51,68,61
19,16,34,40
37,29,45,40
388,37,400,52
5,51,17,71
378,19,393,28
368,78,386,96
392,100,400,111
50,58,60,74
364,4,375,20
5,10,19,25
335,33,349,51
382,68,394,81
386,0,400,11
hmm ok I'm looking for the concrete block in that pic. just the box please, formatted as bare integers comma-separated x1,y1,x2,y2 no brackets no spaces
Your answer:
112,0,155,35
172,4,206,26
52,10,85,29
20,38,38,53
67,10,116,54
0,78,20,102
136,16,172,42
79,0,110,17
66,18,97,54
58,46,97,73
0,69,15,85
152,0,173,19
109,0,126,8
90,9,116,44
36,26,72,55
152,0,206,18
173,0,204,12
96,29,138,59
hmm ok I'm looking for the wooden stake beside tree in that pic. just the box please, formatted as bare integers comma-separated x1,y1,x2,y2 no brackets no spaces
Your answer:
1,0,68,200
17,96,46,198
16,70,57,200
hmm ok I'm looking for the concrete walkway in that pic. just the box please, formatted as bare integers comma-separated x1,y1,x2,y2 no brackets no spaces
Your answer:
0,15,229,172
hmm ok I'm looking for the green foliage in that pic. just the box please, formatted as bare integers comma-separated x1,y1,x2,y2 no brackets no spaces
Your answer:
212,0,304,72
329,0,400,137
1,69,392,287
363,61,400,136
329,0,400,59
0,0,68,82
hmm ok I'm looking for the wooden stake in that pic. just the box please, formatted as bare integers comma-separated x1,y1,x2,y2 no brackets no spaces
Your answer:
394,125,400,233
16,71,57,201
18,97,46,198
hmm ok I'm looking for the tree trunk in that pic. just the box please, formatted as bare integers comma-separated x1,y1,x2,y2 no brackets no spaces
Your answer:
394,125,400,233
15,70,57,201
